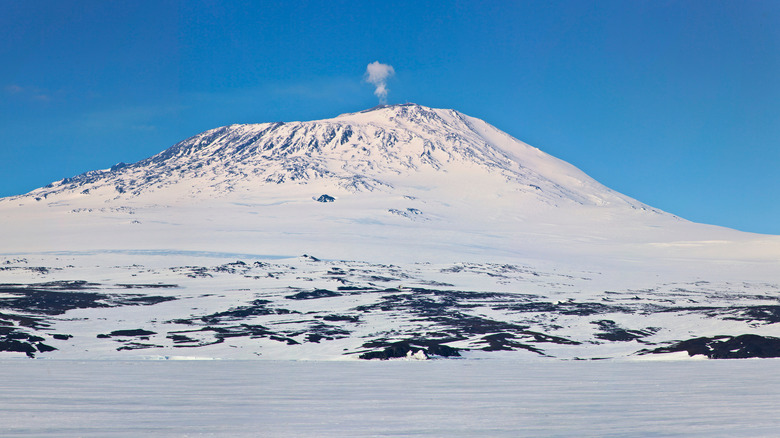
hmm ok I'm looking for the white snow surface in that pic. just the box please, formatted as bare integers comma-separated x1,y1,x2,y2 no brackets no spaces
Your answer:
2,359,780,437
0,103,778,361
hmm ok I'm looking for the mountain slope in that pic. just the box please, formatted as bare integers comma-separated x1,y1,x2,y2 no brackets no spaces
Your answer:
14,104,653,208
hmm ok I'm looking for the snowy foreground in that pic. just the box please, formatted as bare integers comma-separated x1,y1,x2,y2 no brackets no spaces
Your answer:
2,252,779,361
2,358,779,437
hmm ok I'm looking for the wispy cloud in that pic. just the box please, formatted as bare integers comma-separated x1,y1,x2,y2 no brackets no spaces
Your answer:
5,84,53,102
5,84,24,94
76,103,185,133
364,62,395,104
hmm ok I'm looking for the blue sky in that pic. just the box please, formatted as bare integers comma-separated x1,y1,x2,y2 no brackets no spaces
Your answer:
2,1,778,234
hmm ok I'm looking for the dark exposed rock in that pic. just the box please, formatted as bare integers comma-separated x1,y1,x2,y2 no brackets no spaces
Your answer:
358,340,461,360
0,327,58,358
0,289,110,315
99,329,157,338
642,334,780,359
194,299,281,323
315,194,335,202
0,282,176,315
115,283,179,289
214,261,250,274
0,339,38,357
319,314,360,323
305,322,350,341
479,333,544,354
0,312,47,329
496,301,629,316
36,343,57,353
658,305,780,325
114,295,177,306
723,306,780,324
167,324,299,347
285,289,341,300
592,320,659,342
167,334,198,344
116,342,163,351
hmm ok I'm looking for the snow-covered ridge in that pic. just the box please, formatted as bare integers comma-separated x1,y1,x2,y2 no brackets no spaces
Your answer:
11,103,652,210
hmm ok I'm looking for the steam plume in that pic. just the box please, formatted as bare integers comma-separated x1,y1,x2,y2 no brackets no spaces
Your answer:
364,61,395,103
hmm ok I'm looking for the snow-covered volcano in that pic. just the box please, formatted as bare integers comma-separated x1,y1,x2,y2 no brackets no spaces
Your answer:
4,103,775,265
1,104,779,361
21,103,647,208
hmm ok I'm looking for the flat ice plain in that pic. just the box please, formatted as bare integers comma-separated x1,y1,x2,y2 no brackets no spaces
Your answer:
2,359,779,437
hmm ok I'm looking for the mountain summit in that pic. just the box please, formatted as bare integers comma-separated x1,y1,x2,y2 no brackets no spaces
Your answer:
19,103,649,210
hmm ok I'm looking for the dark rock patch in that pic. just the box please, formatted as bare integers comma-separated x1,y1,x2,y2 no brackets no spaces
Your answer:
306,334,325,343
214,261,250,274
98,329,157,338
358,340,461,360
337,286,372,292
0,281,176,357
36,343,57,353
0,338,39,357
171,266,213,278
326,267,347,276
592,320,659,342
115,283,179,289
642,334,780,359
2,280,99,290
0,312,48,329
167,324,299,347
191,299,295,324
0,326,58,358
723,306,780,325
167,334,197,344
657,305,780,325
304,322,350,342
113,295,177,306
362,275,401,283
351,287,580,355
496,301,629,316
315,194,335,202
270,335,299,345
285,289,341,300
479,333,544,354
0,289,110,315
318,314,360,323
0,282,177,315
354,288,510,316
116,342,163,351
